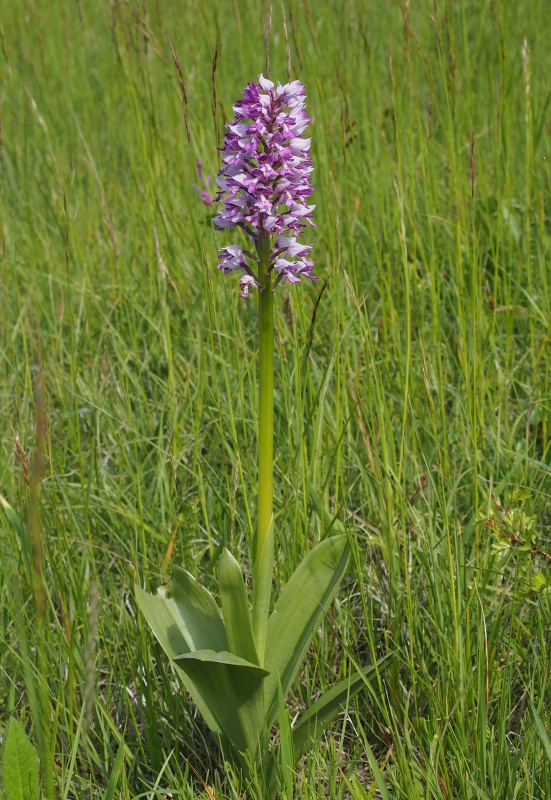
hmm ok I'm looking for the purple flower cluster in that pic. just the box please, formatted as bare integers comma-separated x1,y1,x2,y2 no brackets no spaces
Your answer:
214,75,316,298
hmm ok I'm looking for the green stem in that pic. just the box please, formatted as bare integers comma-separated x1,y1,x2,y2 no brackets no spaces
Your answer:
257,238,273,555
252,235,274,665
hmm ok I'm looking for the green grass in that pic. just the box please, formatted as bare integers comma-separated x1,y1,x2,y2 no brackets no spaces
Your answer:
1,0,551,797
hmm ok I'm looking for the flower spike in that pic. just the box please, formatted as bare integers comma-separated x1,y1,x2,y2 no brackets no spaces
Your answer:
214,75,316,296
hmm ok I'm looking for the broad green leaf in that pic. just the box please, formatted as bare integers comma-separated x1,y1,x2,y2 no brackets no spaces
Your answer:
1,719,39,800
263,535,349,729
175,648,268,674
218,548,258,665
162,566,228,652
252,514,274,666
135,585,191,659
174,650,269,757
135,584,220,733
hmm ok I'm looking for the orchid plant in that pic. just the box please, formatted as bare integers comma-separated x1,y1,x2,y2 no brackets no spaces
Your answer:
136,75,385,795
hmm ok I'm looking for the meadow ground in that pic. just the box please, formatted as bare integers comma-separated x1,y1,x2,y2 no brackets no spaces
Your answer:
1,1,551,798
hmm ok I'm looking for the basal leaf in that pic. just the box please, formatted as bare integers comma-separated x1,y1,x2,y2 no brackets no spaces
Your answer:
263,535,349,730
1,719,39,800
218,548,258,665
135,584,221,733
174,650,269,757
162,566,228,652
175,648,268,674
135,585,191,659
